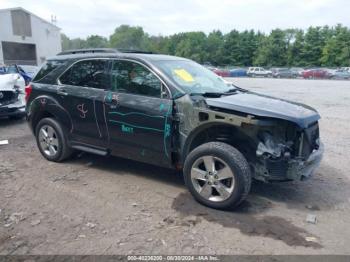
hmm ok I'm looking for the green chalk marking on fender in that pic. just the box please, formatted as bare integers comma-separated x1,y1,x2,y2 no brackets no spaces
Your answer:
159,103,165,111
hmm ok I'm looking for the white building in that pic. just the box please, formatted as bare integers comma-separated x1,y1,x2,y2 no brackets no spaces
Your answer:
0,7,61,66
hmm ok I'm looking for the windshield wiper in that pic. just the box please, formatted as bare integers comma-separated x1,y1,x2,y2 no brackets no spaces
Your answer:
224,88,238,94
189,92,225,98
190,89,240,97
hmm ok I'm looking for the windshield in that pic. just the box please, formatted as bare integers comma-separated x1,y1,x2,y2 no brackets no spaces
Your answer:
154,59,233,94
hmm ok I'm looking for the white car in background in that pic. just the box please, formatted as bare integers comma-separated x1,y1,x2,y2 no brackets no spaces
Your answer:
0,66,26,119
247,67,272,77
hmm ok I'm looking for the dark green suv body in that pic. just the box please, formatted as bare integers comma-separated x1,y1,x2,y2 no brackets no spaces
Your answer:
26,49,324,209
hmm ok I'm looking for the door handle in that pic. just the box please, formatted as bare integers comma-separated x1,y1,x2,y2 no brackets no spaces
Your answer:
57,88,68,96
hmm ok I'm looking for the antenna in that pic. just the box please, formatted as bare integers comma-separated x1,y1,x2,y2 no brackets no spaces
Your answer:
51,15,57,24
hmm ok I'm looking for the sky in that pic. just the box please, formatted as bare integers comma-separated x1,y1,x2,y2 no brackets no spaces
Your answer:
0,0,349,38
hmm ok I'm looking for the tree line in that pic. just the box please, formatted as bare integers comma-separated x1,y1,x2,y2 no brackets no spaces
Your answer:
61,24,350,67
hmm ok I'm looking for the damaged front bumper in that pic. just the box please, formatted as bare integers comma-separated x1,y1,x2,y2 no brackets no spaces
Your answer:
254,142,324,182
0,94,26,117
286,142,324,181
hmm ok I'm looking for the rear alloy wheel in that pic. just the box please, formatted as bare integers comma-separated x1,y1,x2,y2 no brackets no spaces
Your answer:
184,142,251,210
35,118,73,162
38,125,59,157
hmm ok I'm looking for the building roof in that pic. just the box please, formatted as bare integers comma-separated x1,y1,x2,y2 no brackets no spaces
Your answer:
0,7,61,30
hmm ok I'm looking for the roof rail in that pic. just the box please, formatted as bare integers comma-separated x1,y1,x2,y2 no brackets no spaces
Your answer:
117,49,154,54
57,48,118,56
57,48,155,56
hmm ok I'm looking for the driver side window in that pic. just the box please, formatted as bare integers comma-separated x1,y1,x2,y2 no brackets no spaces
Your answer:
110,60,162,98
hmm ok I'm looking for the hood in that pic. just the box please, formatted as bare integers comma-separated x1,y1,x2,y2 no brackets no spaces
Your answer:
205,91,320,128
0,73,25,91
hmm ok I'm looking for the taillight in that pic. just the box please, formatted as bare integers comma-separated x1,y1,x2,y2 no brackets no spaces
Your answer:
25,84,32,102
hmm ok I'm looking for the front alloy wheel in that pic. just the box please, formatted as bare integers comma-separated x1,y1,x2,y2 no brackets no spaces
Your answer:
184,142,251,210
191,156,235,202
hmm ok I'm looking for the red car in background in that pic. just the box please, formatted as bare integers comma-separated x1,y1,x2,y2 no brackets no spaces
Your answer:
302,69,330,79
212,68,230,77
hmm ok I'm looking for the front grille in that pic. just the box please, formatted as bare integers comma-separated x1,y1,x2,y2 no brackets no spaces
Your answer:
298,122,320,159
0,91,17,106
266,159,288,179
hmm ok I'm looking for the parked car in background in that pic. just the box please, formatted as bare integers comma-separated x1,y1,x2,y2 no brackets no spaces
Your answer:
5,64,35,85
328,69,350,80
18,65,39,79
302,68,329,79
0,65,26,119
212,68,230,77
229,68,247,77
271,68,294,78
247,67,272,77
290,67,304,78
341,67,350,72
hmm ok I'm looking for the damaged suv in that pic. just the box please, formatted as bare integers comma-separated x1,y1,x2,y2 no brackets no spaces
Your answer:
0,65,26,119
26,49,324,209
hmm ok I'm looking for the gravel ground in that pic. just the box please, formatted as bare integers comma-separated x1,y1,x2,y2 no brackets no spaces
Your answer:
0,78,349,255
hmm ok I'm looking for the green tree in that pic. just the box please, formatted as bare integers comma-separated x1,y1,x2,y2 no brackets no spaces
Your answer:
109,25,150,50
222,30,241,65
205,30,225,66
173,32,207,63
287,30,305,66
61,34,87,50
254,29,287,66
239,30,261,66
60,24,350,67
321,25,350,66
61,33,71,51
301,26,326,66
85,35,108,48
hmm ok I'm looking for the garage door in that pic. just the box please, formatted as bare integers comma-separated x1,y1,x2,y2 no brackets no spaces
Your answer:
2,41,37,65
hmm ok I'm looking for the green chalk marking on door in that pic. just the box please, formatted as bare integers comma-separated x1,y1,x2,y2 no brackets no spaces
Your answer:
105,92,113,103
121,124,134,134
165,124,171,137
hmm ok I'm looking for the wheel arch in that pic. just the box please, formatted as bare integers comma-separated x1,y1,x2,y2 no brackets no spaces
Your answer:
29,95,73,135
181,122,257,165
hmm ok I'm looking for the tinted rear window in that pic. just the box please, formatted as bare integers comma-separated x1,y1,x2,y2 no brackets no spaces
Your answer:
33,60,65,82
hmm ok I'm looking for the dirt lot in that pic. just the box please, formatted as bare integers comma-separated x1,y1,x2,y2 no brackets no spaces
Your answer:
0,78,350,255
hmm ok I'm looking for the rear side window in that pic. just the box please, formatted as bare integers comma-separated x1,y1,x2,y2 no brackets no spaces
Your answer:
33,60,65,82
59,59,108,89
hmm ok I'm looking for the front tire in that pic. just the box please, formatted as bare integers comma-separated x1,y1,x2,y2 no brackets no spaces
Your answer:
35,118,73,162
183,142,251,210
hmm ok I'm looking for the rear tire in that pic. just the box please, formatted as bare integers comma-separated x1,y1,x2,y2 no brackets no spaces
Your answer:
35,118,73,162
183,142,251,210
